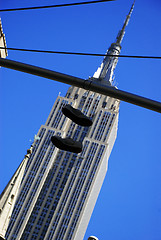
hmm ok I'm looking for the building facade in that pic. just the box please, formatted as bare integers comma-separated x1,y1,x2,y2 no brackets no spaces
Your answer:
4,2,135,240
0,18,10,240
0,156,29,239
5,87,119,240
0,19,7,59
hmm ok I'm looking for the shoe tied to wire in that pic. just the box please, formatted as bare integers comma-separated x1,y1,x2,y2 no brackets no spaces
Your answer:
51,136,82,153
62,104,93,127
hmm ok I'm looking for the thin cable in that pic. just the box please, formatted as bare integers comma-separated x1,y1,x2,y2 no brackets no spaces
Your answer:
0,0,115,12
1,46,161,60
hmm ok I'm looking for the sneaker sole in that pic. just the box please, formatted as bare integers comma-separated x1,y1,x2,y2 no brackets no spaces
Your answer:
62,107,92,127
51,136,82,153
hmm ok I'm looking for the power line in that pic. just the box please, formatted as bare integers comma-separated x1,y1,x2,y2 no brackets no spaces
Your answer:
0,46,161,60
0,0,115,12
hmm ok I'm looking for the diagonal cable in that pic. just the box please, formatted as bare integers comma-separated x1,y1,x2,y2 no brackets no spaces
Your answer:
0,0,115,12
0,46,161,60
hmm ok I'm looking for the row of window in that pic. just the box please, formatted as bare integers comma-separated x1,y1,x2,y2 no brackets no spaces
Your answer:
22,128,46,181
24,151,76,239
51,99,68,129
21,150,65,238
103,113,116,142
46,99,60,126
83,95,94,115
53,142,99,239
94,112,111,141
47,141,90,239
67,145,105,239
6,130,55,239
39,153,78,239
41,153,78,239
89,96,101,118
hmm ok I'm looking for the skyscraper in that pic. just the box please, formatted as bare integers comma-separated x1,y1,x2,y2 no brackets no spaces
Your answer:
0,18,7,59
4,2,135,240
0,18,9,240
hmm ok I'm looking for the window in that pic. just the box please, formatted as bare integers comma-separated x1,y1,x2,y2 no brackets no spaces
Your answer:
102,101,107,108
74,94,78,100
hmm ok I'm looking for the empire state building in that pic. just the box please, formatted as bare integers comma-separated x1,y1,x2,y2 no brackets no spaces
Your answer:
3,2,135,240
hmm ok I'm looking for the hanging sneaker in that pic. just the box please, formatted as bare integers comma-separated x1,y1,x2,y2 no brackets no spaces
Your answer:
62,104,93,127
51,136,82,153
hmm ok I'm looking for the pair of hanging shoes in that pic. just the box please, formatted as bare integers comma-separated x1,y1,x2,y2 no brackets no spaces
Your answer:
51,104,92,153
62,104,93,127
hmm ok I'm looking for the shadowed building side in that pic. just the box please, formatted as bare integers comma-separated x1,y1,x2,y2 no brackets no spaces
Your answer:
0,17,9,240
0,19,7,59
0,149,32,239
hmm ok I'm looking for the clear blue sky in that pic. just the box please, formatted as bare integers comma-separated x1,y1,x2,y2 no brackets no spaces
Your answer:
1,0,161,239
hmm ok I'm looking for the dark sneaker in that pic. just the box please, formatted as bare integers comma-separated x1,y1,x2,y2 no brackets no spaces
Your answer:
51,136,82,153
62,104,93,127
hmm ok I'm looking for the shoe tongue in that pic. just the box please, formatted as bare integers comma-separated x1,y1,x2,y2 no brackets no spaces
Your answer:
74,108,81,113
76,109,84,117
65,137,74,144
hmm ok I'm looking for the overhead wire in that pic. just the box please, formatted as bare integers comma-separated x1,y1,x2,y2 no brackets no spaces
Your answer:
0,47,161,60
0,0,115,12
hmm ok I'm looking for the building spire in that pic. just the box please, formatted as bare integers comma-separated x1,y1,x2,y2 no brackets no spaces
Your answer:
116,0,135,45
93,1,135,85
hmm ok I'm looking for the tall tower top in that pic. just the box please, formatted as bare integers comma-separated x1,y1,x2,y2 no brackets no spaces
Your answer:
116,0,135,45
93,1,135,84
